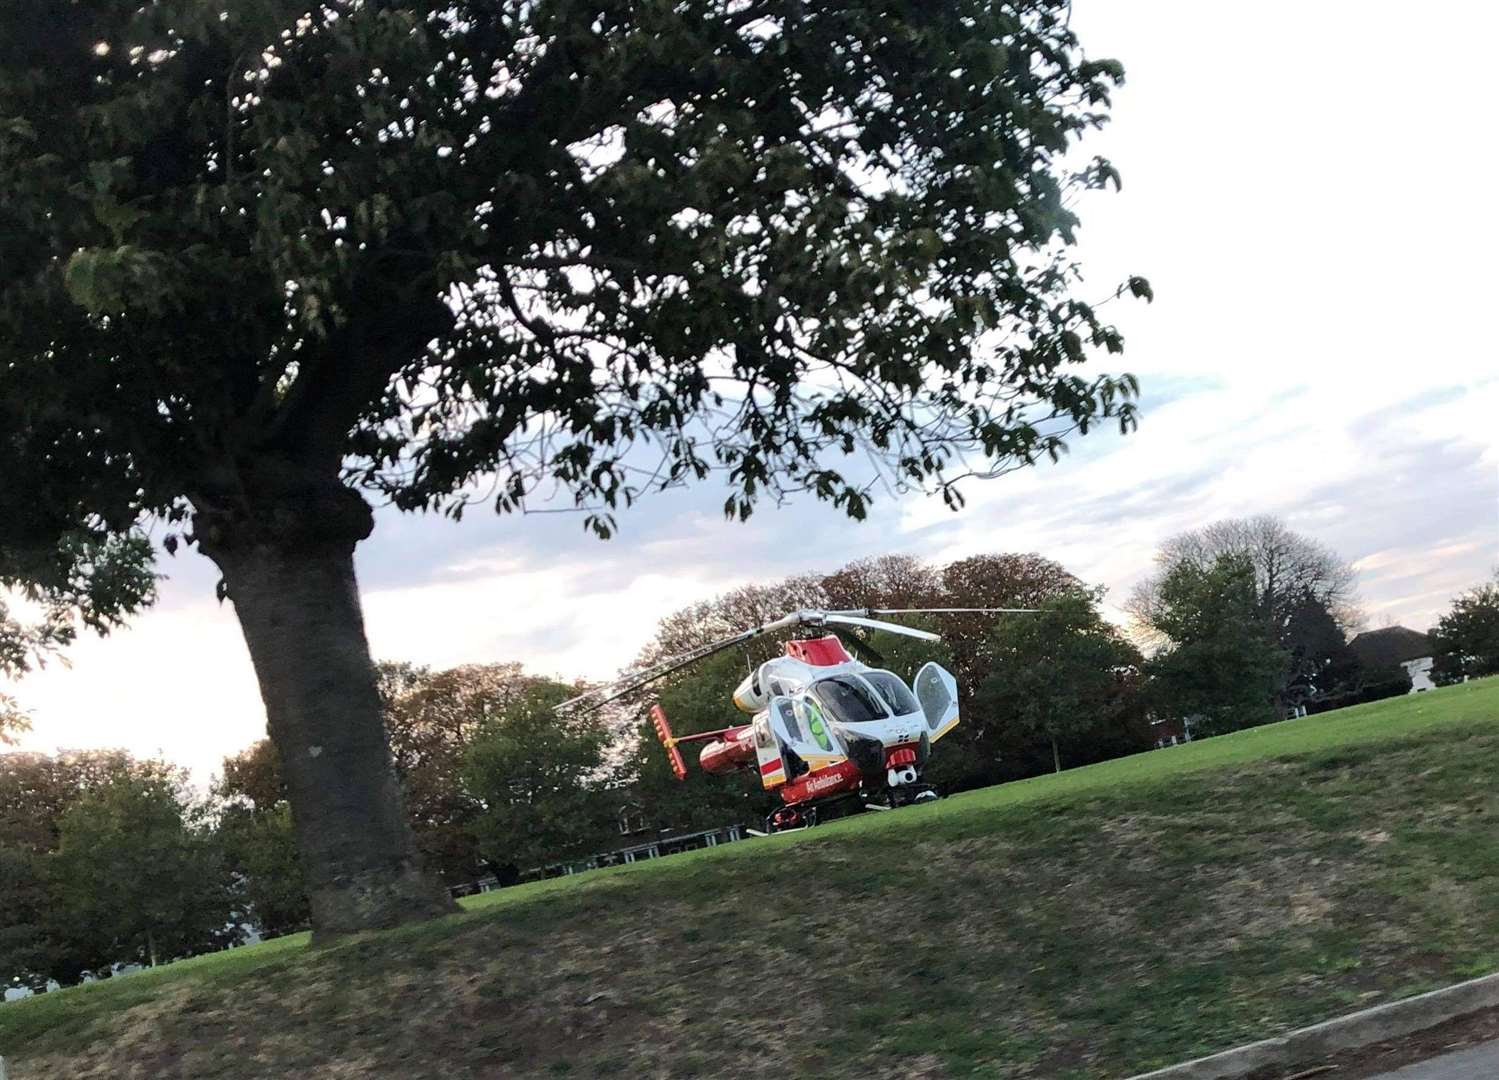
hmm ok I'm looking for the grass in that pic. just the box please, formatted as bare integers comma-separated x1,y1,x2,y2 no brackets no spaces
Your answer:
3,678,1499,1078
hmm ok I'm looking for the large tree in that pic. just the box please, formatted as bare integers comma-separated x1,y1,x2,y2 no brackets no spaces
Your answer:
0,696,27,747
1,0,1144,933
47,769,236,973
971,589,1143,775
1129,517,1359,645
462,679,617,873
1129,516,1358,714
1145,554,1287,736
0,749,211,986
1430,572,1499,686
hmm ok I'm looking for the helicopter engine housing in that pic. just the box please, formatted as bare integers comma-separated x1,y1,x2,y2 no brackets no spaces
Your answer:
731,668,767,714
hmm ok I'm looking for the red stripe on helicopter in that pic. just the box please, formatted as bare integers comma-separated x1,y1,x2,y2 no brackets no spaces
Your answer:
759,759,784,776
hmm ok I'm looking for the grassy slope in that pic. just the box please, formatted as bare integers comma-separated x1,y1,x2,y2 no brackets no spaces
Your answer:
4,678,1499,1079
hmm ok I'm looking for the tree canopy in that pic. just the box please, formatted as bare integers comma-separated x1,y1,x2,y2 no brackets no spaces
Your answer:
1128,517,1359,644
48,769,234,972
973,588,1143,774
1129,516,1361,716
2,0,1143,539
462,678,617,872
1431,572,1499,686
0,750,233,987
1144,553,1286,736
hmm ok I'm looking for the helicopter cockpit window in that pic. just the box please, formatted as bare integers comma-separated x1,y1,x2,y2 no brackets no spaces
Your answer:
863,671,921,716
792,697,838,753
811,675,890,725
775,698,803,743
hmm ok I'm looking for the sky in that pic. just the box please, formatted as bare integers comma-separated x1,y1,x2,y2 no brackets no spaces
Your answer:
8,2,1498,780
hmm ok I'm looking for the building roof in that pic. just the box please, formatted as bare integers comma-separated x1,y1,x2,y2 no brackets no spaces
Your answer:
1348,625,1433,668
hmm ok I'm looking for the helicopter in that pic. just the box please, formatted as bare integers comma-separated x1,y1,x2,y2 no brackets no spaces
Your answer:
558,607,1036,833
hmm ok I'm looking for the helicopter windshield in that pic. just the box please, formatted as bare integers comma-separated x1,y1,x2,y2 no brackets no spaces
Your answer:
811,675,890,725
862,670,921,716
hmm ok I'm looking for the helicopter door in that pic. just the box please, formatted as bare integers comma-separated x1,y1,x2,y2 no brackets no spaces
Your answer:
768,695,846,775
913,662,960,742
752,708,787,789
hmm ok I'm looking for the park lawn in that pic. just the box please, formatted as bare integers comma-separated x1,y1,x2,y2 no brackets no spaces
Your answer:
3,677,1498,1078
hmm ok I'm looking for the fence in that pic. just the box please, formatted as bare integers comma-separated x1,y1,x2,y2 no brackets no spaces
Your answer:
449,823,748,897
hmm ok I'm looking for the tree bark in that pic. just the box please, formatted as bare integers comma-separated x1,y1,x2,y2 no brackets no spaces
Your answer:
1051,736,1061,774
198,482,457,938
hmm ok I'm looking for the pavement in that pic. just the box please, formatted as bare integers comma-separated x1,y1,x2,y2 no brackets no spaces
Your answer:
1369,1038,1499,1079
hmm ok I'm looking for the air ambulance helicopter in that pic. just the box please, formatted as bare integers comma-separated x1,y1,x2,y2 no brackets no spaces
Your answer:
558,607,1035,833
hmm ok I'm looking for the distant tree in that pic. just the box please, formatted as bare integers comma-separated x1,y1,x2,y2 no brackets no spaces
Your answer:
463,680,617,872
2,749,203,985
382,661,560,882
0,748,165,855
214,660,557,913
1145,554,1286,736
934,553,1082,688
820,555,945,612
1130,517,1358,714
217,739,288,815
47,769,236,976
1281,591,1360,705
0,843,50,990
215,804,309,939
1130,517,1359,639
644,576,831,670
1431,573,1499,685
972,590,1143,774
0,0,1143,932
214,741,308,937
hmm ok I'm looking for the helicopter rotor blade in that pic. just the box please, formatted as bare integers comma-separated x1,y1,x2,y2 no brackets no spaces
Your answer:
823,613,942,641
556,610,808,715
836,607,1044,616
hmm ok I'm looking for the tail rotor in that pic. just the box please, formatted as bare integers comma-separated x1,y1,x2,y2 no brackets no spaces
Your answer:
651,705,688,781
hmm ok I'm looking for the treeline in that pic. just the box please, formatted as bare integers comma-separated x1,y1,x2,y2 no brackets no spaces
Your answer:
4,519,1495,991
0,665,601,992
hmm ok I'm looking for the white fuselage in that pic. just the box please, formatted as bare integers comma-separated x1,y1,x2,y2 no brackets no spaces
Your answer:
734,656,932,786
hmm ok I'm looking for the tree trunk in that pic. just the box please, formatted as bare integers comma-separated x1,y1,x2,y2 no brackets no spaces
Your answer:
199,484,456,938
1051,736,1061,774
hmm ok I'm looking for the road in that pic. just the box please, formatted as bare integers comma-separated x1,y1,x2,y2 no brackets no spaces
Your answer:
1370,1038,1499,1079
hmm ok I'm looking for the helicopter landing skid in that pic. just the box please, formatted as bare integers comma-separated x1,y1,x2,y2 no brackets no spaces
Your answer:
862,783,940,812
759,784,939,833
762,804,819,834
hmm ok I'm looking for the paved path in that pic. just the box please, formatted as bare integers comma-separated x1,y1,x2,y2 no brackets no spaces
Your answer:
1370,1038,1499,1079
